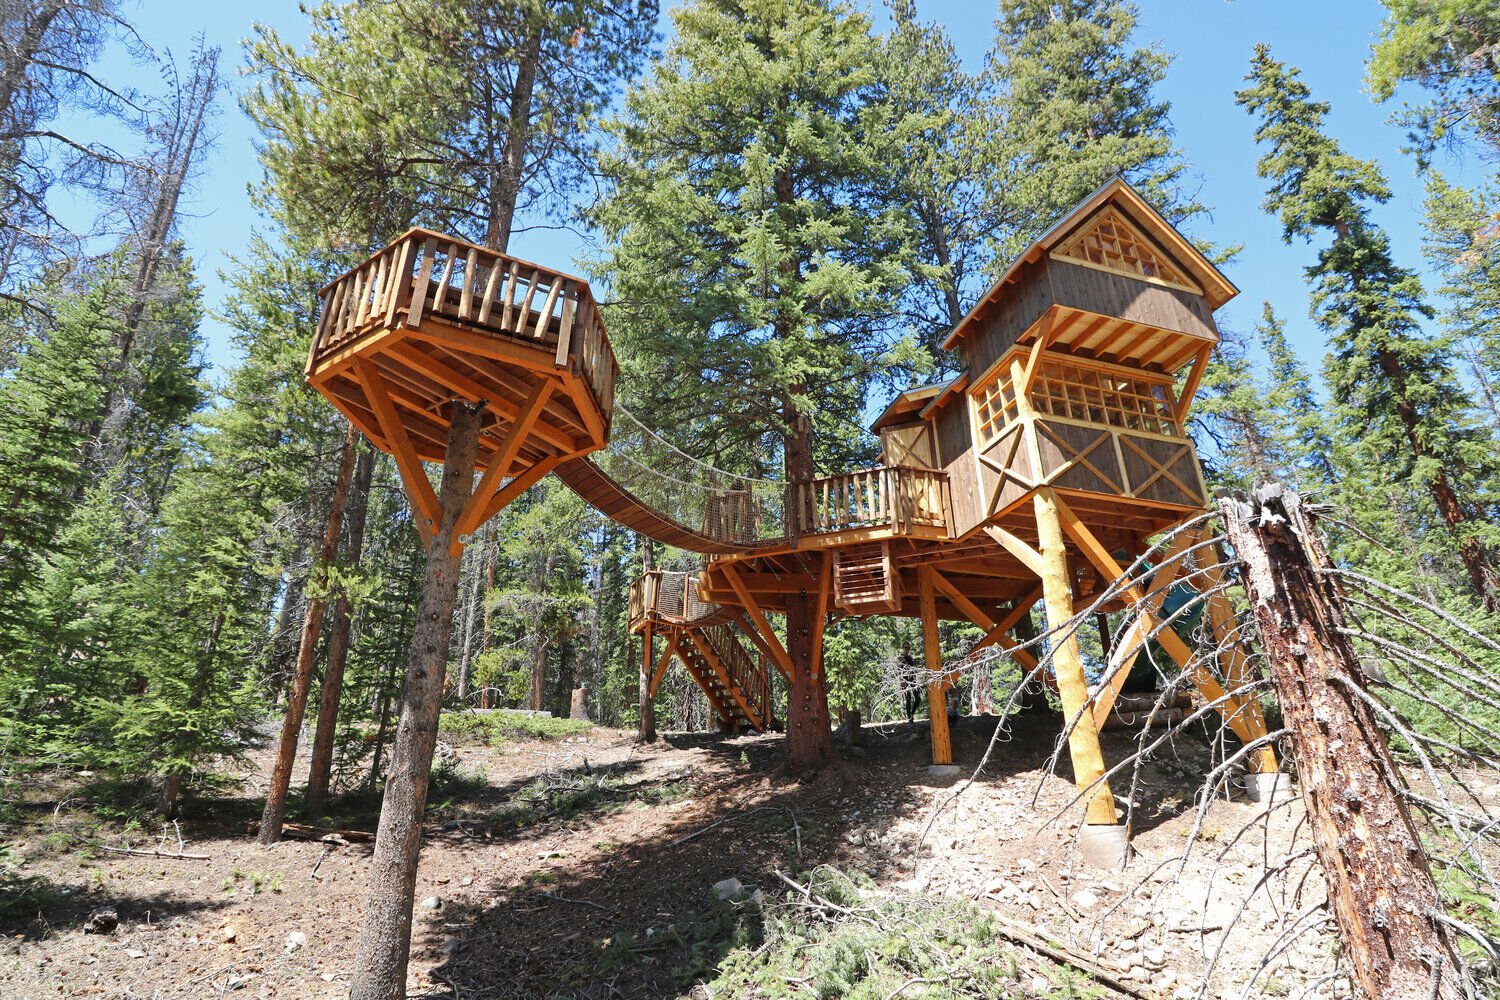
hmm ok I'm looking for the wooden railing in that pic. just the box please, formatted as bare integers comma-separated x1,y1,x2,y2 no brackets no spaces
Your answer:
790,466,951,537
628,570,722,630
703,623,771,727
308,228,617,420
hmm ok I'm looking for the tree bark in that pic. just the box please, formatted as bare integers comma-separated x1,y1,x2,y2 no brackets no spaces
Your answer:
305,441,375,822
781,395,832,771
1221,485,1469,1000
349,404,482,1000
259,425,359,844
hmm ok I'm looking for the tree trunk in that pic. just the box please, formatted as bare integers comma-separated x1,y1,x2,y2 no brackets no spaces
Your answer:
349,404,482,1000
455,527,485,701
639,539,657,742
485,26,541,252
305,441,375,822
1221,485,1468,1000
784,590,832,771
259,424,359,844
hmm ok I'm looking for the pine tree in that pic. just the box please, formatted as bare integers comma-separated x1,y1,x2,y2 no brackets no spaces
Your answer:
593,0,920,770
1367,0,1500,164
1422,173,1500,428
976,0,1199,265
1239,45,1500,611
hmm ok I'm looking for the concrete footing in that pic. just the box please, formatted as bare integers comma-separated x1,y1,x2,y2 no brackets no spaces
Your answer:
926,764,962,780
1078,823,1131,870
1245,770,1292,803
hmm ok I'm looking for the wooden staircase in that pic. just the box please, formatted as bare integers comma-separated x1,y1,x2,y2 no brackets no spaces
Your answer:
673,622,773,732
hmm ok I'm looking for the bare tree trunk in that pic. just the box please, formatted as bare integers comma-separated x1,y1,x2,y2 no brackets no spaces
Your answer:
349,404,481,1000
1222,485,1468,1000
259,424,359,844
455,526,485,701
305,441,375,821
781,399,831,771
638,538,657,742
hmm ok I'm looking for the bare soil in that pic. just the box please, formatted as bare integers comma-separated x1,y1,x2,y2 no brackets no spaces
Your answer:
0,710,1342,999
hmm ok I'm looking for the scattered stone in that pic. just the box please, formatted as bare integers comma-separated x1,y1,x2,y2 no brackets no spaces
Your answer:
439,935,463,955
220,925,237,944
420,896,442,911
1070,888,1101,910
320,973,336,983
284,931,307,954
226,973,254,989
927,764,962,780
461,876,474,887
1143,946,1167,967
83,906,117,935
124,948,146,959
712,878,743,901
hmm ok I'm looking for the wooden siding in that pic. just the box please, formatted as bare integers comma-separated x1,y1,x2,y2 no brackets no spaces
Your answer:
933,403,983,535
963,258,1055,378
880,421,938,469
1046,258,1216,342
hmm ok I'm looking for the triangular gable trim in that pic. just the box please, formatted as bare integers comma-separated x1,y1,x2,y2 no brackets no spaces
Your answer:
1050,207,1202,295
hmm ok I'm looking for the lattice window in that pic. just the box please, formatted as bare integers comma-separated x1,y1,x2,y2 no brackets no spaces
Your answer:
973,365,1020,445
1031,361,1180,436
1054,209,1197,291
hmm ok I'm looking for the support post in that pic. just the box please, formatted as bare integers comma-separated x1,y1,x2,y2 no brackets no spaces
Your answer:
1222,487,1466,1000
349,403,482,1000
917,566,952,766
639,624,657,743
1033,488,1119,831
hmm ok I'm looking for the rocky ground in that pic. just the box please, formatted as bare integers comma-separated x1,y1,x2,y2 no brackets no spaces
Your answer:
0,708,1347,999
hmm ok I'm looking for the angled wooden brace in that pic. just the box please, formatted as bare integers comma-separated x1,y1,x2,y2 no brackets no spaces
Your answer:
449,378,557,555
648,631,677,699
722,564,795,680
1051,495,1278,774
352,357,441,540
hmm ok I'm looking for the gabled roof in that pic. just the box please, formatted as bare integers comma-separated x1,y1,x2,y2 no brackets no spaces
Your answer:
941,178,1238,352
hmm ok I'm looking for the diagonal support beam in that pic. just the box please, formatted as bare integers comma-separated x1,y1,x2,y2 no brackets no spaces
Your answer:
927,570,1041,672
726,610,788,680
648,632,676,698
452,378,555,545
722,564,795,680
353,357,441,539
1051,495,1276,772
983,525,1046,578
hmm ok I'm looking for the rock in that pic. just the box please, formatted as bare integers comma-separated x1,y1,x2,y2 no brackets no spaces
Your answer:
846,745,866,758
1028,975,1052,996
420,896,442,911
927,764,962,780
1070,888,1101,910
712,878,743,901
320,973,336,983
1143,946,1167,967
124,948,146,959
1158,969,1178,988
438,935,463,956
283,931,307,954
1116,938,1138,953
83,906,117,935
220,925,237,944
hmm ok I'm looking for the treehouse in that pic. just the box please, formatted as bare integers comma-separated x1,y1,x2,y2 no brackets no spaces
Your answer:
308,181,1279,864
306,228,616,547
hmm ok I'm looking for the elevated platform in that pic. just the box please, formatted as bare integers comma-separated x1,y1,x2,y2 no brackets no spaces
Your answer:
306,229,616,540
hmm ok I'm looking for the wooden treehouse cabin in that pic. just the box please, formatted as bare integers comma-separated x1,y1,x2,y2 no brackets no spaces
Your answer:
308,181,1280,864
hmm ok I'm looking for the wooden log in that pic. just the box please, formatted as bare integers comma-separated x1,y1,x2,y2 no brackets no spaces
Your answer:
1222,486,1468,1000
1034,487,1117,826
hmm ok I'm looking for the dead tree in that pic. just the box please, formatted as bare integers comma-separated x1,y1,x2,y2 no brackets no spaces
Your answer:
1222,485,1470,999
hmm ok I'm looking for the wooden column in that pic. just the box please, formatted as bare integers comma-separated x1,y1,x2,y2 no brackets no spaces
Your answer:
638,624,657,743
1223,487,1466,1000
1034,487,1117,826
917,566,952,765
349,403,482,1000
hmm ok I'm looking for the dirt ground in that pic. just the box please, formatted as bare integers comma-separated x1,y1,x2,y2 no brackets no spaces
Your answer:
1,709,1346,999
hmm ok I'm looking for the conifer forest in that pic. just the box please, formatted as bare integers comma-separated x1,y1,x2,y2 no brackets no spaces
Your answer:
2,2,1500,999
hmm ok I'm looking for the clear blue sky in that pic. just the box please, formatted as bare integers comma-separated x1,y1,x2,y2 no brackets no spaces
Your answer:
73,0,1486,382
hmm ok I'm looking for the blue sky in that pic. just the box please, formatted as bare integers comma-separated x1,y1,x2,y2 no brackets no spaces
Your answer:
69,0,1487,385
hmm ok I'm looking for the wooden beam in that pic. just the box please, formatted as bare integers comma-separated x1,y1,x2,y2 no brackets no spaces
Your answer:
810,551,832,681
648,631,676,698
1173,346,1212,423
1034,487,1118,826
726,610,789,681
1017,310,1056,395
385,341,577,453
472,454,562,532
928,572,1041,671
721,564,795,679
982,525,1046,578
452,378,555,545
352,357,441,539
1050,493,1273,761
917,566,952,765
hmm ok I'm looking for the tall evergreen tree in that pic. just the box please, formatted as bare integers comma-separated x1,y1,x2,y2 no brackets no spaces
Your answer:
1239,45,1500,611
593,0,920,769
976,0,1199,265
1422,173,1500,428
